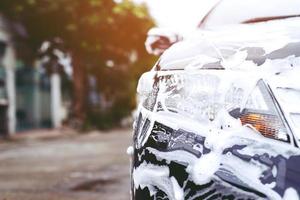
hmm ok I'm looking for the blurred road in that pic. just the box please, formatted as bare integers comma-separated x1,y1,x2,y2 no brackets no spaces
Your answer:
0,128,132,200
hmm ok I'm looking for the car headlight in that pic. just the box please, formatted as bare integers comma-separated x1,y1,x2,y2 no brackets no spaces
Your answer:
137,71,291,143
238,80,290,142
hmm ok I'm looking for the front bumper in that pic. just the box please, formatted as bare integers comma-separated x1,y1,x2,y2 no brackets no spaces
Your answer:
131,110,300,200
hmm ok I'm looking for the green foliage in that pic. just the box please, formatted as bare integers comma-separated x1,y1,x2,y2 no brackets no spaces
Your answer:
0,0,154,60
0,0,156,129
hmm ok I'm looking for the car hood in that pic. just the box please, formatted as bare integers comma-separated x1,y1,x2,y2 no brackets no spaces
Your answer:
158,17,300,72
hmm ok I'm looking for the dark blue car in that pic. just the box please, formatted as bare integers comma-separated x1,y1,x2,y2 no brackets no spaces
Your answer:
131,17,300,200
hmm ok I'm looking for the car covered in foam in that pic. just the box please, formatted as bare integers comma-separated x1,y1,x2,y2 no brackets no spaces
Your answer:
130,17,300,200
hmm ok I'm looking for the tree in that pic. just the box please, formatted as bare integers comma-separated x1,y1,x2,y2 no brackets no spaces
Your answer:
0,0,155,127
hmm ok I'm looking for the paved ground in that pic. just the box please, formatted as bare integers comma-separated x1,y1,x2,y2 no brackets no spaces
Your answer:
0,128,133,200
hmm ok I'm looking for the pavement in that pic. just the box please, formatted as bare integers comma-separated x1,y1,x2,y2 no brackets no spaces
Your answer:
0,128,133,200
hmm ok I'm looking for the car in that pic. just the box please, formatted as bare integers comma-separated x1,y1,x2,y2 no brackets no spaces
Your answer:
130,16,300,200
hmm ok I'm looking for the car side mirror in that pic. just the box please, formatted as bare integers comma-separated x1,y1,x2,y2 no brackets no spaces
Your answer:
145,27,183,56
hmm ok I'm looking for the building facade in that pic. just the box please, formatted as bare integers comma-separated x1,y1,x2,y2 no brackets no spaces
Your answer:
0,15,67,135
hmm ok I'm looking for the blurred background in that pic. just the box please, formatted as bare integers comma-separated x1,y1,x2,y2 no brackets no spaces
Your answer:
0,0,158,199
0,0,156,133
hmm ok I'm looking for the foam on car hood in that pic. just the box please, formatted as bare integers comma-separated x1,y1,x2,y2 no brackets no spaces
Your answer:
158,17,300,71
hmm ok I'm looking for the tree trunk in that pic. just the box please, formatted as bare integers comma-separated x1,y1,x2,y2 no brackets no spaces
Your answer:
72,52,87,127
